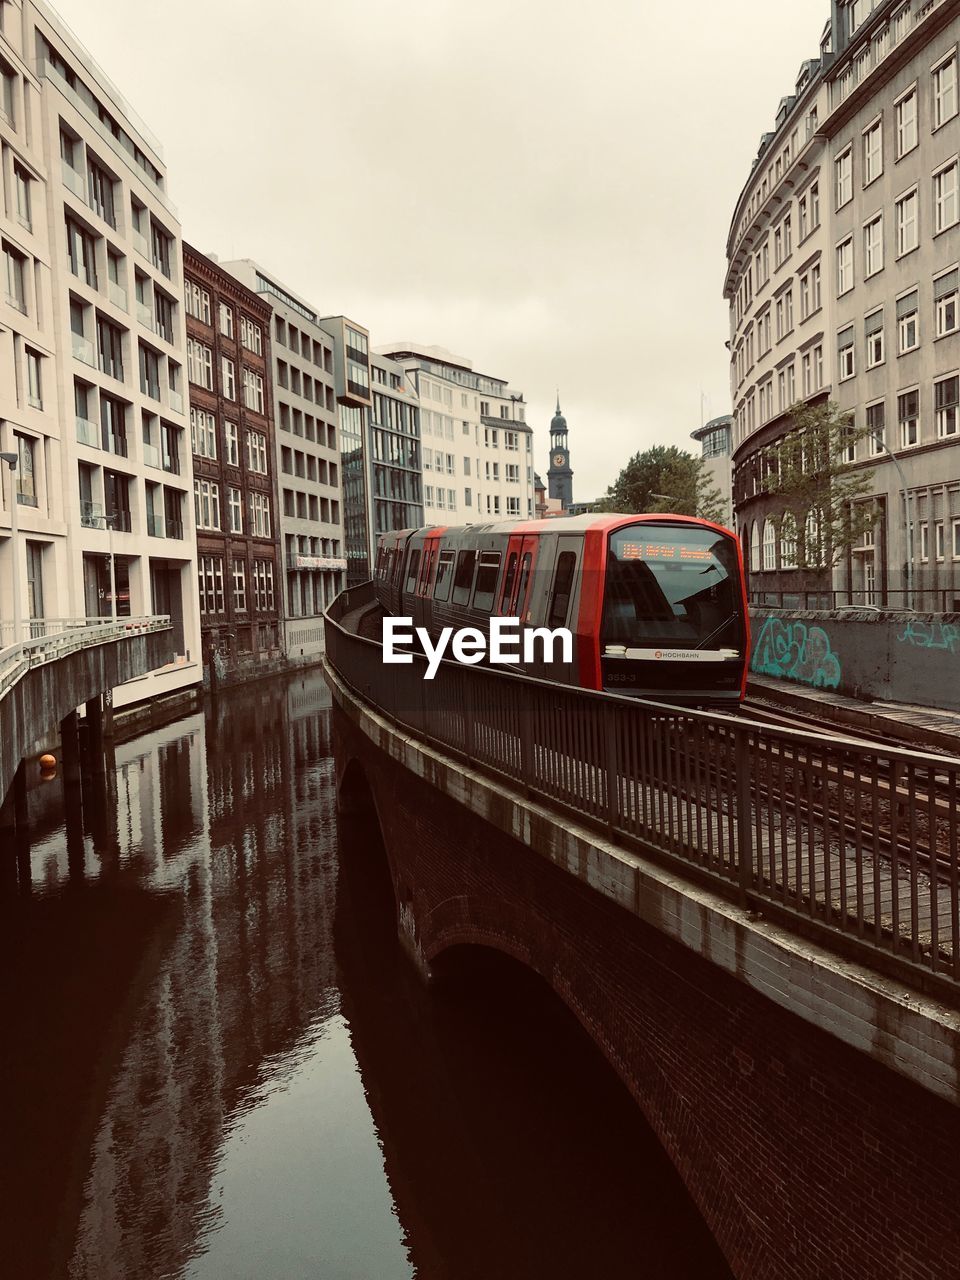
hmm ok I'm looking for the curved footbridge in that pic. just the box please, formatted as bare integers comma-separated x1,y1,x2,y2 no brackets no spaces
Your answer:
0,616,173,820
325,583,960,1280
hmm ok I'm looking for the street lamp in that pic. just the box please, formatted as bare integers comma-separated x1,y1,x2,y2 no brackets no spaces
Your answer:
869,433,913,609
0,449,22,647
99,512,118,622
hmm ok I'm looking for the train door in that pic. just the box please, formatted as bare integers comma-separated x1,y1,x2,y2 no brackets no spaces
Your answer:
537,535,581,684
513,535,538,623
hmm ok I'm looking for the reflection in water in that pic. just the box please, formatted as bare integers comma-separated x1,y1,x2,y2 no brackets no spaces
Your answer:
0,672,730,1279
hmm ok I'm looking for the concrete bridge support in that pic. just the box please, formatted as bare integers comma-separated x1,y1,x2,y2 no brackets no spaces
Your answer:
328,667,960,1280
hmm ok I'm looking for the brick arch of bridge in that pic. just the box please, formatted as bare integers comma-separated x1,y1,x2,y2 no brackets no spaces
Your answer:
331,694,960,1280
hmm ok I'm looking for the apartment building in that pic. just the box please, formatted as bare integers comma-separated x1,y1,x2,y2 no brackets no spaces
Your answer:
183,246,282,668
726,0,960,609
691,415,734,527
1,0,200,703
376,342,535,528
221,260,344,657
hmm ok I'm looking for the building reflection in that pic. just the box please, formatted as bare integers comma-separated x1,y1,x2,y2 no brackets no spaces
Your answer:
8,675,339,1280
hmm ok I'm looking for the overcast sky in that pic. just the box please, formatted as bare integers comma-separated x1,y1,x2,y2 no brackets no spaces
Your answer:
52,0,828,499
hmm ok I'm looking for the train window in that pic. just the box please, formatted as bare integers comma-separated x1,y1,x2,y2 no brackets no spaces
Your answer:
472,551,502,611
434,549,455,601
393,548,405,584
513,552,532,617
405,549,421,590
499,552,518,613
418,546,434,594
452,549,477,604
547,551,577,628
375,546,384,578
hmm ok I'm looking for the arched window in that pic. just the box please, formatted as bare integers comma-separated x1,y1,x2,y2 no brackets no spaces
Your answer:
750,522,761,573
763,520,777,570
780,513,798,569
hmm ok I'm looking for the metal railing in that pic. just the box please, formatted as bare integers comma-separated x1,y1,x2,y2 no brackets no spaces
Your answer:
325,584,960,997
750,588,960,614
0,616,171,700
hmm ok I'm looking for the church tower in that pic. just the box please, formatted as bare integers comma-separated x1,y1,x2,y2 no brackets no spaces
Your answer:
546,395,574,511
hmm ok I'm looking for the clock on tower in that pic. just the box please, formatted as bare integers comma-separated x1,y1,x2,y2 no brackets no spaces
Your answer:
547,395,574,512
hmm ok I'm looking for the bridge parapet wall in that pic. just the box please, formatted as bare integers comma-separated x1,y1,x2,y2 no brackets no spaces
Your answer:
329,666,960,1280
750,607,960,708
0,626,174,800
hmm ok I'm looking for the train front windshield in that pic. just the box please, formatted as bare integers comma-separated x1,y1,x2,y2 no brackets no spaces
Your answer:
602,524,743,651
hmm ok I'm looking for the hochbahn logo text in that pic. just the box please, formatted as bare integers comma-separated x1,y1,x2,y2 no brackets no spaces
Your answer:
383,617,572,680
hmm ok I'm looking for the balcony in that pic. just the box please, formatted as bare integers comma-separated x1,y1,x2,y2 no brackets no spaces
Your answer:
108,280,127,310
80,499,102,528
133,229,150,259
167,388,183,413
162,452,180,476
112,510,132,532
62,162,85,199
75,416,99,447
142,441,161,468
146,509,164,537
165,516,184,539
106,433,128,458
137,301,152,328
71,333,95,366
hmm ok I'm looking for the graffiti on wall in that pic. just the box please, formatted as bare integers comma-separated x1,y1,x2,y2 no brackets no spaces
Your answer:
750,617,842,689
897,618,960,654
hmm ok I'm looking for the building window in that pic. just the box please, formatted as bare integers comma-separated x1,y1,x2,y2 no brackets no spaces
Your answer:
194,478,221,530
15,432,37,506
865,309,884,367
190,406,217,459
863,214,883,276
253,560,275,611
185,279,211,324
934,161,959,234
935,375,959,438
762,520,776,570
199,556,225,614
240,315,263,353
0,54,15,126
866,401,885,455
65,216,99,290
97,315,124,380
897,290,919,353
895,87,918,158
26,347,42,408
218,301,234,338
86,155,116,228
933,53,958,130
895,188,918,255
248,491,271,537
187,338,213,388
228,486,243,533
898,388,919,447
835,147,853,208
150,220,172,279
138,342,160,399
837,237,854,294
13,163,31,231
838,326,855,380
221,357,236,401
233,560,247,611
750,523,760,573
225,420,239,466
242,368,265,413
935,268,959,337
246,429,268,474
862,118,883,185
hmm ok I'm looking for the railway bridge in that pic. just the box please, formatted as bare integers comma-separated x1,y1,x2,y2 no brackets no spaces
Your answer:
325,583,960,1280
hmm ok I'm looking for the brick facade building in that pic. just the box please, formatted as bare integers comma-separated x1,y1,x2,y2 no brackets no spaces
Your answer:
183,246,282,664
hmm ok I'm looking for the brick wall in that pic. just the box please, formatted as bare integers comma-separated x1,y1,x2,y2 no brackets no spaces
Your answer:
335,703,960,1280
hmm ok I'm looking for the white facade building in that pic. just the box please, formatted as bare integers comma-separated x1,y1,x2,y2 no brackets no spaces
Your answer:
376,342,534,525
1,0,201,704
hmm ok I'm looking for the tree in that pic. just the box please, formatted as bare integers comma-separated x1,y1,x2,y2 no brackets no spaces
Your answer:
594,445,727,525
759,399,878,570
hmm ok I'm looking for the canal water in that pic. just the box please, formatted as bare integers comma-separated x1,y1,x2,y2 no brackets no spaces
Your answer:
0,672,732,1280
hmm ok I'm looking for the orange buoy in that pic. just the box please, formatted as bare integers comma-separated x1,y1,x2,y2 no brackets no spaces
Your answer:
39,753,56,769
